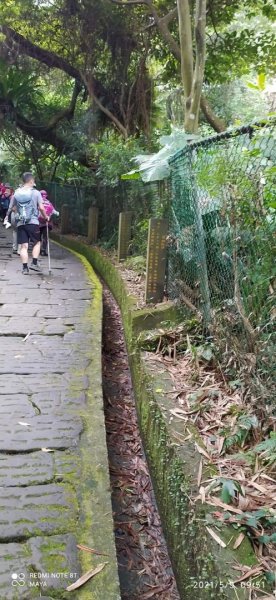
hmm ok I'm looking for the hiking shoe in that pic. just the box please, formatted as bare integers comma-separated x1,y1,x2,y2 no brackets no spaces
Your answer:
40,250,47,256
22,267,29,275
29,262,42,273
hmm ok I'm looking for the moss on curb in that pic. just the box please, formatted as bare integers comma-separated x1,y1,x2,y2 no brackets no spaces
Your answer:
50,241,121,600
52,234,258,600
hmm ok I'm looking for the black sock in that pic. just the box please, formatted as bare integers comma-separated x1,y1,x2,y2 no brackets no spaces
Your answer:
32,258,38,265
23,263,28,270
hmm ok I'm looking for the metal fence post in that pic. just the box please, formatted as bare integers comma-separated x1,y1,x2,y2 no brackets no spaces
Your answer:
192,189,212,327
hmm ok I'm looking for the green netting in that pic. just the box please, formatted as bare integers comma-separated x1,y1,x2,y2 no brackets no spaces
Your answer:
168,120,276,334
39,119,275,343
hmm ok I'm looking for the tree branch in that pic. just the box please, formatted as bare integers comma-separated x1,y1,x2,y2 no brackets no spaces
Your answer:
47,80,83,129
160,7,178,27
83,75,128,139
200,95,225,132
1,25,81,80
0,25,105,98
0,98,92,167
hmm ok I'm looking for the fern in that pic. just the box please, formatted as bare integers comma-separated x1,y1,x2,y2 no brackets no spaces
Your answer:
253,432,276,465
223,414,259,451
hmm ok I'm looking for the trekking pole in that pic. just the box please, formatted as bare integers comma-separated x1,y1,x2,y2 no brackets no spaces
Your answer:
46,222,52,275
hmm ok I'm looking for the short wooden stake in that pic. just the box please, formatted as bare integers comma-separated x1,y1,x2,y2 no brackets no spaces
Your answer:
60,204,70,234
88,206,99,244
145,218,168,304
118,211,133,261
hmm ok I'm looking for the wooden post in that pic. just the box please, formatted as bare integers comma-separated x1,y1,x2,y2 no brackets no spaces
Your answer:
145,218,168,303
88,206,99,244
118,211,133,261
60,204,70,234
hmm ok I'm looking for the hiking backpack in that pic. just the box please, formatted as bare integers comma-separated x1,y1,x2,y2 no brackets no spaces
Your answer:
14,189,35,224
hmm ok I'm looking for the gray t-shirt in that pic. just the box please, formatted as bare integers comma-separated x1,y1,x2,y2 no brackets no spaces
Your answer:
14,188,43,226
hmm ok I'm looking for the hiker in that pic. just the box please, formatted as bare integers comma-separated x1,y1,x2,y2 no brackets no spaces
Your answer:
4,193,22,254
13,172,49,274
0,184,13,221
39,190,59,256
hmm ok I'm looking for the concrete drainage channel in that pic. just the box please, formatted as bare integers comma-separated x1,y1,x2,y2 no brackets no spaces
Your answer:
102,286,180,600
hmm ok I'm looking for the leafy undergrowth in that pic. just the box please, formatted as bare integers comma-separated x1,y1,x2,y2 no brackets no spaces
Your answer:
102,287,180,600
105,251,148,309
142,323,276,596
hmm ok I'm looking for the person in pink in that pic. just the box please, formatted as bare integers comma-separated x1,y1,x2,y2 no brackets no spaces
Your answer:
38,190,59,256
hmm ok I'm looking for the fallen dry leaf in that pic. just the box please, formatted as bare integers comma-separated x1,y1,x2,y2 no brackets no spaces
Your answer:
76,544,109,556
206,497,243,515
195,442,212,461
206,526,226,548
169,408,188,421
66,563,108,592
233,566,263,584
141,585,170,599
197,459,203,488
233,532,245,549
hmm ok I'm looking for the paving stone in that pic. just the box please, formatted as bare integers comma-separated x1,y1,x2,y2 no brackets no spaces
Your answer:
0,374,88,395
0,534,80,598
27,534,81,591
0,317,69,336
0,414,83,451
0,453,54,487
0,358,89,374
0,395,37,419
0,484,77,541
0,304,42,317
36,304,87,318
30,391,87,413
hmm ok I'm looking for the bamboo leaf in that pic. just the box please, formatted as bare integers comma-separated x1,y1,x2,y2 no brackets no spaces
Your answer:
66,563,108,592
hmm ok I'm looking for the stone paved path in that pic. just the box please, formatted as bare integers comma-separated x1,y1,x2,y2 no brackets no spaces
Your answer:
0,230,120,600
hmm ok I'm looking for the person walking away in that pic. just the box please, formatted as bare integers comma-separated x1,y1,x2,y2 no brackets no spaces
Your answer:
0,184,13,222
39,190,59,256
13,172,49,274
4,193,20,254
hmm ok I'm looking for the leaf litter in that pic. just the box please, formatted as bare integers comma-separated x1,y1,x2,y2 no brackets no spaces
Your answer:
102,287,180,600
145,326,276,593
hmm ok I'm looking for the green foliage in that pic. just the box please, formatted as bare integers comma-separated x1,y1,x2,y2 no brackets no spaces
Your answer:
219,478,243,504
125,255,146,274
223,414,259,451
253,432,276,466
204,78,271,126
227,508,275,531
0,60,41,116
90,135,144,187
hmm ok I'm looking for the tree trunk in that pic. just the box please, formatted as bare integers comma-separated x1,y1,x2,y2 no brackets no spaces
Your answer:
177,0,193,100
177,0,207,133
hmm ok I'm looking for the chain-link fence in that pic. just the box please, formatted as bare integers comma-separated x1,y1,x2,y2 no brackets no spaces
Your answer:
40,119,275,348
168,120,276,341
